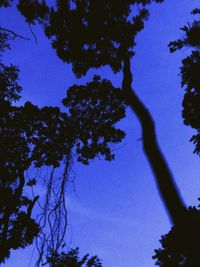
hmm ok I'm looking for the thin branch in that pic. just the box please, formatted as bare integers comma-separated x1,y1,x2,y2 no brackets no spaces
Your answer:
0,26,30,41
28,23,38,44
111,142,127,153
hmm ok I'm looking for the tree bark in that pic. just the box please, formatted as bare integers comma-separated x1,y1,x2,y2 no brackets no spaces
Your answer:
122,56,186,224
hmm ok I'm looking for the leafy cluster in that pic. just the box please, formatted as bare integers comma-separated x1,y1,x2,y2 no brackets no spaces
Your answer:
4,0,163,76
63,75,126,164
17,0,49,24
153,205,200,267
44,0,145,76
0,64,22,102
42,0,163,76
0,0,13,8
0,30,10,55
0,62,40,263
47,247,102,267
0,186,40,262
169,10,200,155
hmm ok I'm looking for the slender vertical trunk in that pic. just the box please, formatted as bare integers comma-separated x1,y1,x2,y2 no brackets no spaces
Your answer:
122,56,186,224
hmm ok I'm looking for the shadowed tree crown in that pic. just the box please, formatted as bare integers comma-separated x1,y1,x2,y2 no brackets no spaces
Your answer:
11,0,163,76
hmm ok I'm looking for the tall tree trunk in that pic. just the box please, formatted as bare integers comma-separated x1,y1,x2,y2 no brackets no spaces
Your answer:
122,56,186,224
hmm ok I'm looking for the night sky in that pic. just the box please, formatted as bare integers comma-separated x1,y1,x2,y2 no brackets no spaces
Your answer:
1,1,200,266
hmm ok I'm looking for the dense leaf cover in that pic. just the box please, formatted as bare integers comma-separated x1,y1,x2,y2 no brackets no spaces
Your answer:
13,0,163,76
43,0,163,76
0,63,40,262
169,9,200,156
153,205,200,267
63,75,126,164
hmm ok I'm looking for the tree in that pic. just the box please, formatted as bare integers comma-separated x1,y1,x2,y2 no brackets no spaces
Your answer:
26,0,186,224
1,1,199,266
33,1,200,263
0,8,126,264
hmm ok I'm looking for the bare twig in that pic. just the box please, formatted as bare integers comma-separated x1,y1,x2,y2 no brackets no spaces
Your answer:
0,26,30,40
28,23,38,43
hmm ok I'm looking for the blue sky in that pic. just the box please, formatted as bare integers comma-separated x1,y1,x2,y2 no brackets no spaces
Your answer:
0,1,200,266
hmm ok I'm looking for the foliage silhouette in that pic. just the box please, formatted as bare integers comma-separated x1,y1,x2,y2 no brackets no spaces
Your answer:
46,247,102,267
0,65,40,262
169,9,200,156
153,8,200,267
0,33,40,261
153,205,200,267
0,0,13,8
62,75,126,164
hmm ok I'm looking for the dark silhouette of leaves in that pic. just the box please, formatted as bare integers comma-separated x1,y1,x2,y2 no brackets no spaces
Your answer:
153,206,200,267
63,75,126,164
46,247,102,267
0,64,22,102
0,30,10,55
153,10,200,266
169,10,200,155
17,0,49,24
43,0,163,76
0,0,13,8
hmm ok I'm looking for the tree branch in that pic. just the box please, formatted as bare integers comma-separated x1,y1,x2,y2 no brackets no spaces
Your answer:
27,195,39,217
28,23,38,43
0,26,30,41
122,56,186,224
